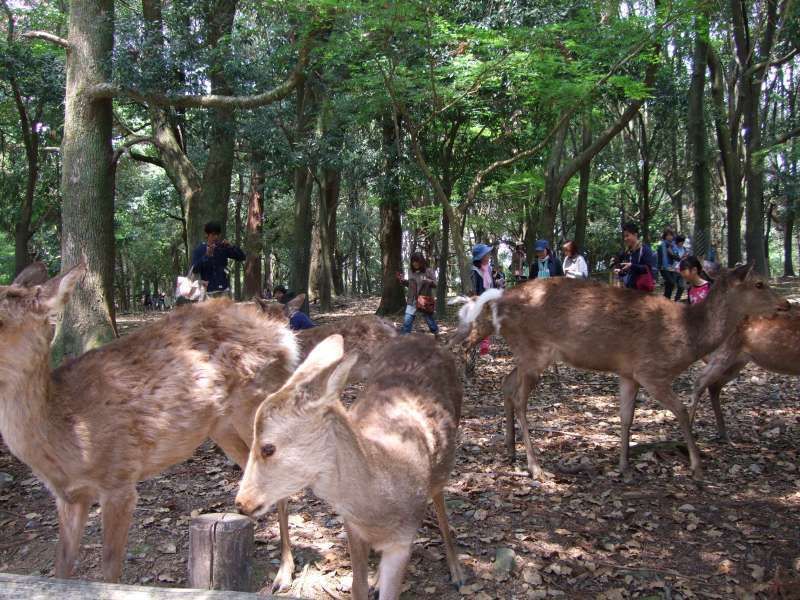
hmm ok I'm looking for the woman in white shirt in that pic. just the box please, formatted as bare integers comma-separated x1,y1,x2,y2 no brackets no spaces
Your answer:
562,240,589,279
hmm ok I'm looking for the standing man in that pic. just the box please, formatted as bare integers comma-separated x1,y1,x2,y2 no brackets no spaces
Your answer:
191,221,246,298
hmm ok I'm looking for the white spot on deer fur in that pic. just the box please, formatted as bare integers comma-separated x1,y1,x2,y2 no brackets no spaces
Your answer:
459,288,503,325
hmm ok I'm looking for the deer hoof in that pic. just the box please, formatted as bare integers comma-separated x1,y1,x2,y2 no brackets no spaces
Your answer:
271,568,294,594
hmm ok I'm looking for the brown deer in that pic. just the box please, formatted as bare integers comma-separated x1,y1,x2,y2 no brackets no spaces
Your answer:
0,263,298,590
689,307,800,441
254,295,399,382
450,265,790,480
236,334,466,600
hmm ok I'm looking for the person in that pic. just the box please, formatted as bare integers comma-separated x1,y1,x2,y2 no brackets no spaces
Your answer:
493,267,506,289
658,228,680,299
618,222,657,291
191,221,246,298
672,234,687,301
398,252,439,337
511,243,528,283
470,244,494,355
530,240,563,279
287,297,316,330
561,240,588,279
679,256,712,304
273,285,288,303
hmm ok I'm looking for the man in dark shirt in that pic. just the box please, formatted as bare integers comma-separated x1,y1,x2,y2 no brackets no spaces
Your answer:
191,221,246,297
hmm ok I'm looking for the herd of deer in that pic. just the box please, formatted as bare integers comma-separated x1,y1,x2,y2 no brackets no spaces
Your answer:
0,261,795,598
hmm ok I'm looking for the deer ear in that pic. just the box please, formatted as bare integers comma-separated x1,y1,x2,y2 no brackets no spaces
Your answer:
287,293,306,311
324,353,358,399
37,261,86,313
732,262,755,281
13,262,49,287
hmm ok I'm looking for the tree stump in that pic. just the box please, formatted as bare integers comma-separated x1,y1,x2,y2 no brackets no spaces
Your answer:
188,513,254,592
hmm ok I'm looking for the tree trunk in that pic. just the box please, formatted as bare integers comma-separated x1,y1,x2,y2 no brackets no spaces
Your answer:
376,114,406,315
243,151,265,298
574,114,592,251
187,0,238,246
317,168,339,311
233,170,243,300
708,46,743,266
436,207,449,318
688,13,710,258
52,0,117,363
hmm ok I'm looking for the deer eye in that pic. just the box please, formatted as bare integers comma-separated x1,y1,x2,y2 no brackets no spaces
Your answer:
755,281,764,289
260,443,276,458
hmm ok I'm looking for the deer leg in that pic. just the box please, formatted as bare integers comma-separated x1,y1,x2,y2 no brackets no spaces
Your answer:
618,377,640,473
690,356,747,437
432,490,466,588
501,368,518,464
54,496,90,578
642,380,703,479
513,367,548,480
271,499,295,593
345,522,370,600
100,487,138,582
377,542,412,600
708,383,729,442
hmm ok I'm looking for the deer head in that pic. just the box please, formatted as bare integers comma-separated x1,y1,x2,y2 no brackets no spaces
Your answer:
449,289,503,349
0,262,85,374
235,334,356,518
712,263,790,318
255,293,306,321
175,276,207,302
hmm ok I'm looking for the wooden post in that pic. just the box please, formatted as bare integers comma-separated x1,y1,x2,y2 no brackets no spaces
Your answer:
188,513,254,592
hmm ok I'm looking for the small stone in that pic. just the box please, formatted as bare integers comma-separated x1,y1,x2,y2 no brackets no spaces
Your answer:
523,567,542,585
748,463,764,474
0,472,13,489
159,542,177,554
473,509,488,521
494,547,516,574
677,504,696,512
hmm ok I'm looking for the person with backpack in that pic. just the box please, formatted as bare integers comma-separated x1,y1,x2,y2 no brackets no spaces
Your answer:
658,228,680,299
618,222,657,292
398,252,439,337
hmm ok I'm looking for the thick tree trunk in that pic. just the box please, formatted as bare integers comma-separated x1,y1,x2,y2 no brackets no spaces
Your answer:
688,14,710,258
288,78,315,301
188,0,238,246
52,0,117,363
317,168,339,311
243,152,265,298
708,47,743,266
376,115,406,315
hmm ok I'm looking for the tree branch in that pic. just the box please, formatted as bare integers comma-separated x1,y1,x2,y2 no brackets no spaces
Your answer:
22,30,70,50
764,125,800,148
85,28,318,109
126,149,165,169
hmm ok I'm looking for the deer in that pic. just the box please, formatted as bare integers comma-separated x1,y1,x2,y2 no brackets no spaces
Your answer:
450,264,790,480
689,307,800,441
0,262,299,590
254,295,399,382
235,334,466,600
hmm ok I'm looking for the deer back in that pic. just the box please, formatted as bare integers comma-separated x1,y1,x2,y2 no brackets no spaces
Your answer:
350,335,461,488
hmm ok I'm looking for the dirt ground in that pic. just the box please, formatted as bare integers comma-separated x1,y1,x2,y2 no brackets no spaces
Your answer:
1,294,799,599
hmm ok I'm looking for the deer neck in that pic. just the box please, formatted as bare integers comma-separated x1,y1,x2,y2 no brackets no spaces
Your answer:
0,327,66,490
685,283,742,362
311,407,382,521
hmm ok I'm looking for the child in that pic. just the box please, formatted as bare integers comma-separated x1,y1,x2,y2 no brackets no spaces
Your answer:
471,244,493,354
679,256,712,304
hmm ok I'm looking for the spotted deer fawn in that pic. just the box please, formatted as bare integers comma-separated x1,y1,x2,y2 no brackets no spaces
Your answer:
236,334,465,600
0,263,299,589
451,264,789,479
690,307,800,441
